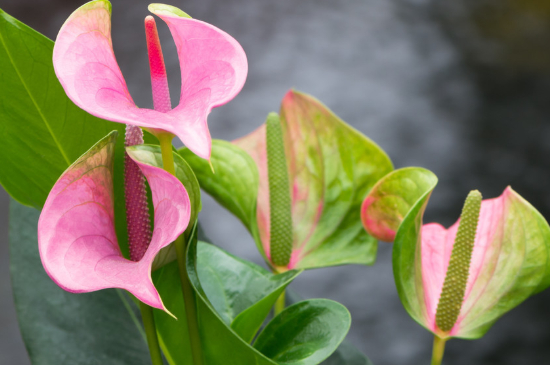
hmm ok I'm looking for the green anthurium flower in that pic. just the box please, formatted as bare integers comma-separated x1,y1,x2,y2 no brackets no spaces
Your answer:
181,90,393,271
361,167,550,364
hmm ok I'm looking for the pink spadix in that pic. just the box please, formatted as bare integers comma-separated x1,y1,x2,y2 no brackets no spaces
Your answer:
53,0,248,160
124,125,151,262
144,16,171,114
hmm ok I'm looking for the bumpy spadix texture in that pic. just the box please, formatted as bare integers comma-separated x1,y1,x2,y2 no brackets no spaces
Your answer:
38,132,191,312
363,167,550,339
435,190,481,332
233,90,392,270
53,0,248,160
265,113,293,267
144,15,171,114
124,125,151,262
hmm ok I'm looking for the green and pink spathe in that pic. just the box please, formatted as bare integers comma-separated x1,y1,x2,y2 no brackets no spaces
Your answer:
361,167,550,339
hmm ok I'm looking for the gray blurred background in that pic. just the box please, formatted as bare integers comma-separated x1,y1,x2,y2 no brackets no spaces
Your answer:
2,0,550,364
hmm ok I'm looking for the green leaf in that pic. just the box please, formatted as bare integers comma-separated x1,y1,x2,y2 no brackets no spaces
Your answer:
155,231,349,365
195,242,300,343
153,239,299,364
179,139,259,233
361,167,438,242
155,249,278,365
0,9,123,208
286,290,374,365
254,299,351,365
9,200,149,365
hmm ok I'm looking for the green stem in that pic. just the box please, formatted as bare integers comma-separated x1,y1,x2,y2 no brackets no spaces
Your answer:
138,302,164,365
430,336,447,365
158,133,176,175
158,135,204,365
274,289,286,317
175,234,204,365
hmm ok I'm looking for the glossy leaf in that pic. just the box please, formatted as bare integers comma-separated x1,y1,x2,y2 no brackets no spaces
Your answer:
155,246,278,365
361,167,438,242
394,184,550,339
254,299,351,365
195,241,300,343
285,290,374,365
53,0,247,160
38,132,190,311
179,139,259,233
155,232,350,365
0,8,129,209
154,239,299,364
9,200,149,365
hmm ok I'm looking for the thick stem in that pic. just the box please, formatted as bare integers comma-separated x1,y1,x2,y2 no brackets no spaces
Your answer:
274,289,286,317
146,16,203,364
139,302,164,365
158,135,204,365
175,234,205,365
158,133,176,175
430,336,447,365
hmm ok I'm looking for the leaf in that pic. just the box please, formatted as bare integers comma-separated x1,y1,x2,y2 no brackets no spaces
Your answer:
9,200,150,365
154,250,278,365
195,241,300,343
154,231,349,365
0,8,125,208
253,299,351,365
179,139,259,234
153,238,300,364
235,90,394,269
361,167,438,242
286,290,374,365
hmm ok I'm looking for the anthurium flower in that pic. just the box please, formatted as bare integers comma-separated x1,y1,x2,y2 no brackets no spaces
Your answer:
52,0,248,160
361,167,550,340
181,90,393,271
38,131,191,312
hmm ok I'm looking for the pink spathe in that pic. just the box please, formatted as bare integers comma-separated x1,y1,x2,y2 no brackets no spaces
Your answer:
421,188,509,335
37,134,191,312
53,0,248,160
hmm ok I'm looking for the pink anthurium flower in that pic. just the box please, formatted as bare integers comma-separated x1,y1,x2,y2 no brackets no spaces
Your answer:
361,168,550,341
37,131,191,313
53,0,248,160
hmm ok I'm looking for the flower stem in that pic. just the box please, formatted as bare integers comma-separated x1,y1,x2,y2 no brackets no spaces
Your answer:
138,302,164,365
158,133,176,175
158,135,204,365
174,234,204,365
430,336,447,365
274,289,286,316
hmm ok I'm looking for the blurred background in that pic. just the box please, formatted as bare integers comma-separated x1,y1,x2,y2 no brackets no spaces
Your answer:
2,0,550,364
